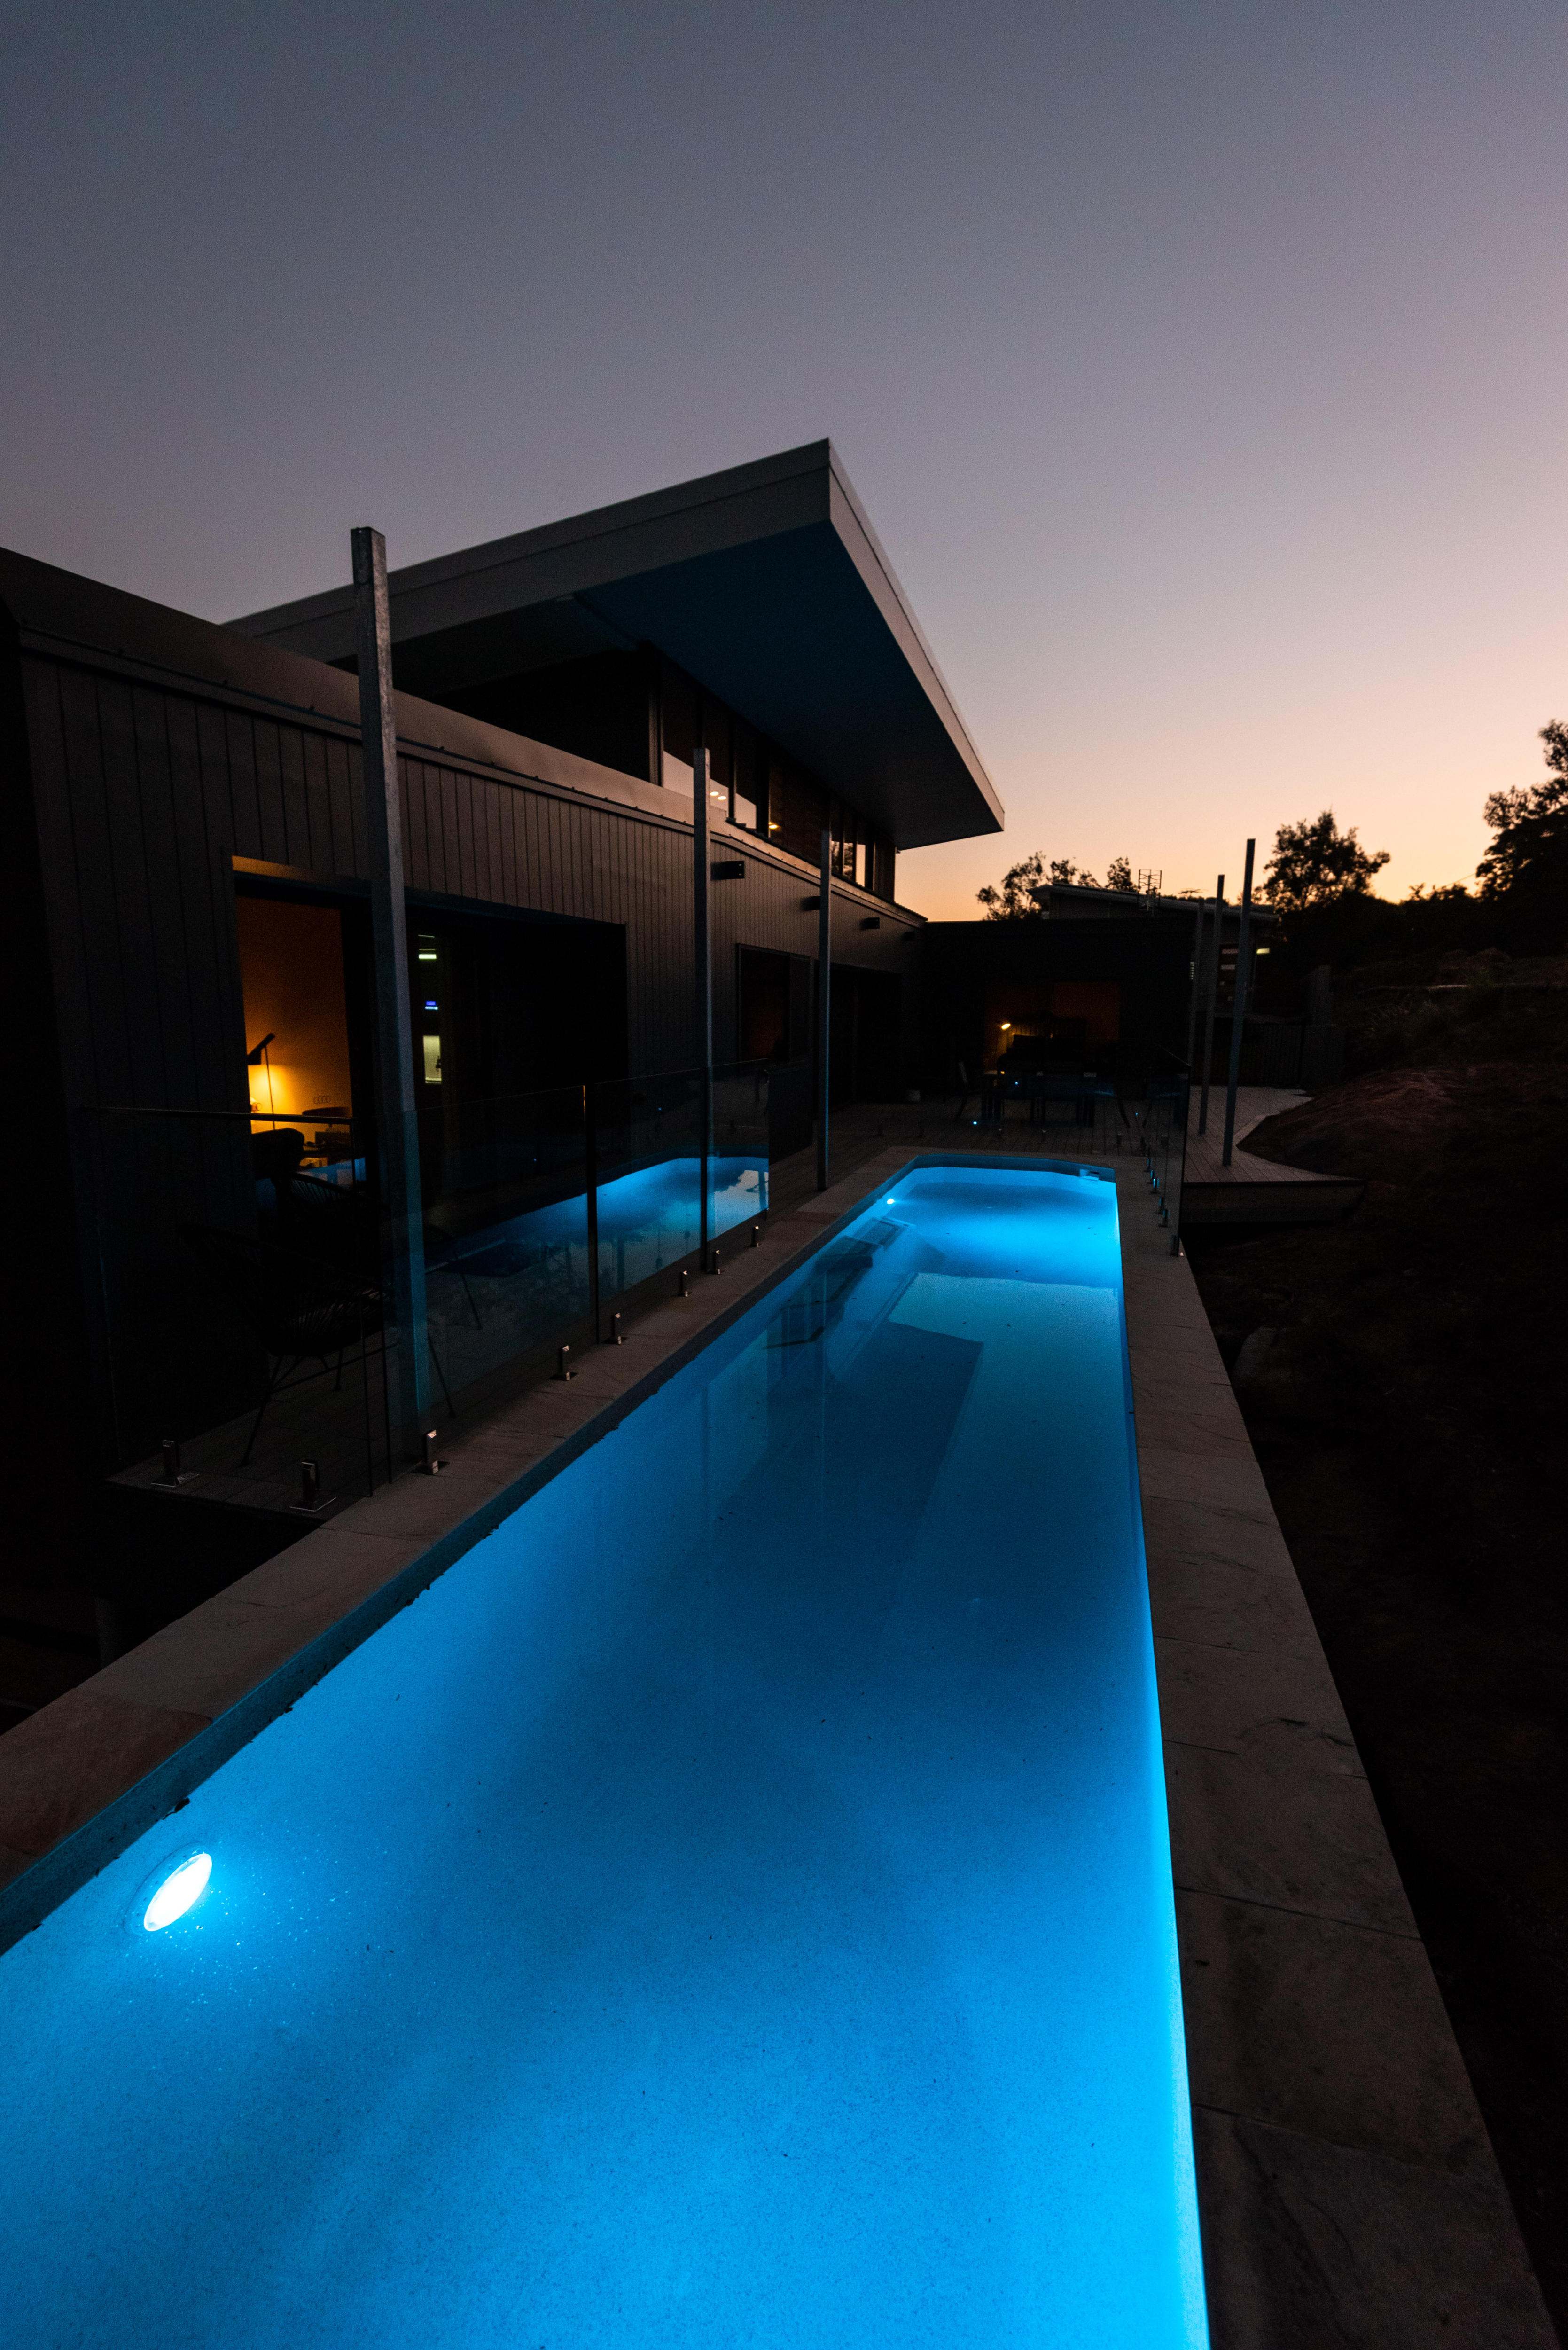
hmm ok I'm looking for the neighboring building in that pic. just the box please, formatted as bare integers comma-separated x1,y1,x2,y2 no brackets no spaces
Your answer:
918,885,1281,1091
5,442,1001,1639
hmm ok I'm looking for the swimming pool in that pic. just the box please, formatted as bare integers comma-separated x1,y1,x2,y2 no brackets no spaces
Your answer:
1,1162,1206,2347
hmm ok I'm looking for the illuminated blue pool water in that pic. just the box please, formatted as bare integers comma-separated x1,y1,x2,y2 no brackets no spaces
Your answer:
1,1164,1205,2348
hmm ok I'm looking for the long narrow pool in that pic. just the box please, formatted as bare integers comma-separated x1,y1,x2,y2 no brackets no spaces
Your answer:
2,1163,1206,2348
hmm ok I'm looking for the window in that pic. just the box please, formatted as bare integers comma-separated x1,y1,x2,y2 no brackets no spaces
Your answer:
235,893,355,1163
768,756,829,865
659,665,696,795
732,718,760,832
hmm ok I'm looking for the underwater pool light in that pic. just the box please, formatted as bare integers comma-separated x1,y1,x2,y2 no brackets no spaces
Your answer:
141,1853,211,1932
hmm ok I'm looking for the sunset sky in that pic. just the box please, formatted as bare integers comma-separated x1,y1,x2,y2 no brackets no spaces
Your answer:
4,0,1564,918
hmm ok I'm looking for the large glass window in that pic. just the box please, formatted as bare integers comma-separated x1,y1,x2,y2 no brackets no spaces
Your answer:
768,755,828,866
660,662,891,890
700,692,731,827
235,893,355,1167
732,718,760,832
659,665,696,795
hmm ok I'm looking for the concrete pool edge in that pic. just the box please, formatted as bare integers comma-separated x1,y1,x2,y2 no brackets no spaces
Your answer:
1114,1172,1555,2349
0,1147,1552,2347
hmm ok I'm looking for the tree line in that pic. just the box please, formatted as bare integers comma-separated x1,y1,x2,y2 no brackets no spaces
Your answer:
977,721,1568,933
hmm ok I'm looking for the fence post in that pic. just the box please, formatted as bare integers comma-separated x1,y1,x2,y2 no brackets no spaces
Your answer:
1222,840,1256,1166
1196,874,1225,1136
585,1081,601,1340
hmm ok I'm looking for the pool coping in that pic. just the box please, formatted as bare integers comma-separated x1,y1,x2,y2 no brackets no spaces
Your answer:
0,1149,1553,2347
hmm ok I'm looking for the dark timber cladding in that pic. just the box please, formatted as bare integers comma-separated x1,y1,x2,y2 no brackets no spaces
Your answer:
1,546,926,1105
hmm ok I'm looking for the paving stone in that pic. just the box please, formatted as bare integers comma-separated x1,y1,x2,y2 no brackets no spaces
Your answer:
1138,1443,1280,1518
0,1691,211,1859
1177,1888,1486,2166
224,1523,435,1612
1140,1491,1300,1582
1146,1543,1326,1660
1155,1634,1358,1770
1166,1740,1417,1935
93,1596,342,1721
1192,2108,1556,2350
1132,1396,1258,1463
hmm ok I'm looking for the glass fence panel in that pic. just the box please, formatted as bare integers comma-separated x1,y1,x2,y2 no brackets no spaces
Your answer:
85,1108,393,1515
591,1069,703,1300
710,1062,770,1241
417,1086,591,1402
83,1066,771,1523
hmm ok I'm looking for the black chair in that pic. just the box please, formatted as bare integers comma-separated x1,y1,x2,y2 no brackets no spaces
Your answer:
286,1173,483,1332
179,1222,385,1465
276,1170,379,1278
251,1128,306,1186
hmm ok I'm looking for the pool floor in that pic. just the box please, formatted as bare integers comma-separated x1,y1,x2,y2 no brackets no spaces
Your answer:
2,1165,1205,2348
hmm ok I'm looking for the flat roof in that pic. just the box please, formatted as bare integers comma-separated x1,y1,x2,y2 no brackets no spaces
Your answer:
229,441,1003,854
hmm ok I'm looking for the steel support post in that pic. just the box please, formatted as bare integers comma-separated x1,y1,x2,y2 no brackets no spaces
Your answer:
816,828,831,1192
693,746,713,1263
1184,894,1205,1070
351,525,429,1449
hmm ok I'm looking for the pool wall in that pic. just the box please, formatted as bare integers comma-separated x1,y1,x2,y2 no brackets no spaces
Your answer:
0,1143,1552,2347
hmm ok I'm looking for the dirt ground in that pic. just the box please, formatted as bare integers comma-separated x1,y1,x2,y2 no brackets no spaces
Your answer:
1184,995,1568,2335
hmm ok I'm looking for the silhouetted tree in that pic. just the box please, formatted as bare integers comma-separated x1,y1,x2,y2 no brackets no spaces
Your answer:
1476,721,1568,900
976,851,1046,919
977,850,1125,916
1263,811,1389,912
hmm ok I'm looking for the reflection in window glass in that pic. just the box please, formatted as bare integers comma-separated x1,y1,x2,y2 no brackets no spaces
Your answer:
660,665,696,794
702,695,732,822
702,697,732,790
732,721,759,831
768,759,828,864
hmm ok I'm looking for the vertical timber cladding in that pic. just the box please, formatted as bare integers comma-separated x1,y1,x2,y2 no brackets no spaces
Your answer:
19,627,924,1136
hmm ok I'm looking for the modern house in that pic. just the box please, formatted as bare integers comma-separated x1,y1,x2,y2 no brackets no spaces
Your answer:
4,441,1003,1640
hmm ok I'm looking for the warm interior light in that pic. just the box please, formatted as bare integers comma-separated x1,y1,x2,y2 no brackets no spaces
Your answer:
142,1853,211,1932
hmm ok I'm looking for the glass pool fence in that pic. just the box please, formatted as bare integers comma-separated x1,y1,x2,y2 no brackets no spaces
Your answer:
963,1065,1190,1239
81,1062,770,1520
